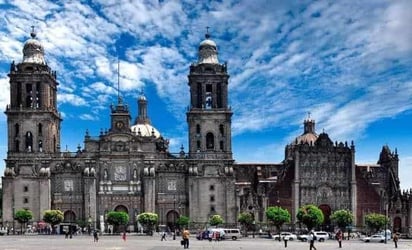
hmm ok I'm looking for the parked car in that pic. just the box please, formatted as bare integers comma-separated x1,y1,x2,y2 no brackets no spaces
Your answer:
299,231,329,242
222,228,242,240
361,234,385,243
273,232,298,241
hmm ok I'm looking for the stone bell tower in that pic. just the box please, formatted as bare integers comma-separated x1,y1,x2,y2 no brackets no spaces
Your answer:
2,28,60,223
186,31,236,224
6,29,61,154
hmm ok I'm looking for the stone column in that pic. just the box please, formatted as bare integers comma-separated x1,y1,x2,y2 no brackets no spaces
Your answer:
292,151,300,226
350,146,357,225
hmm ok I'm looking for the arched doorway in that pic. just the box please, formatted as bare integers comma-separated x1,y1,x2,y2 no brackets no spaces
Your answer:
64,210,76,223
114,205,128,213
113,205,129,233
318,204,332,231
166,210,179,232
393,217,401,233
62,210,76,235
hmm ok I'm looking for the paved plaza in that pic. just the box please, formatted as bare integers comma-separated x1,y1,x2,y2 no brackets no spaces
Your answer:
0,235,411,250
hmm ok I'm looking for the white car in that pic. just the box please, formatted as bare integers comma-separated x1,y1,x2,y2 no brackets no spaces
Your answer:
362,234,385,243
273,232,298,241
299,231,329,242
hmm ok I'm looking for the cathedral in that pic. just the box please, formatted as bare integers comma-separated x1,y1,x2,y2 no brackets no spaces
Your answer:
2,29,411,235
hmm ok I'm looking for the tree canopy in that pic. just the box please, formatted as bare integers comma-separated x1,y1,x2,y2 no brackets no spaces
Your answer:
15,209,33,233
266,206,291,229
209,214,224,227
43,210,64,226
238,212,254,231
15,209,33,224
176,215,190,229
330,209,354,230
365,213,389,233
237,212,253,227
137,212,158,235
296,204,324,231
106,211,129,227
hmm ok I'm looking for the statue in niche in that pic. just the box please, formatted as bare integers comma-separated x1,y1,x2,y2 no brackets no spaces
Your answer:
155,137,169,152
133,169,137,180
104,169,108,180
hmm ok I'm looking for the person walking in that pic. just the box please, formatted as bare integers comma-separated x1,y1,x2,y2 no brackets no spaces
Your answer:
161,231,167,241
393,233,399,248
309,231,317,250
182,228,190,249
93,230,99,242
336,230,343,248
284,236,289,248
122,231,127,241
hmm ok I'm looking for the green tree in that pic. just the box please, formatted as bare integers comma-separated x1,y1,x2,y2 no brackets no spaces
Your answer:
15,209,33,234
296,204,324,231
43,210,64,234
137,212,158,235
238,212,254,236
365,213,388,233
106,211,129,233
176,215,190,229
209,214,224,227
266,206,291,241
330,209,354,233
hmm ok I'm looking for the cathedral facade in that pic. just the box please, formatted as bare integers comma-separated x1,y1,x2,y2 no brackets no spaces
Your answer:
2,30,411,235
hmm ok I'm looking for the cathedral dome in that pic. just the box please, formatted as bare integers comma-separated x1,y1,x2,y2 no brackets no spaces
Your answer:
22,31,46,64
198,33,219,64
199,38,217,48
293,118,318,145
295,132,318,145
131,123,161,138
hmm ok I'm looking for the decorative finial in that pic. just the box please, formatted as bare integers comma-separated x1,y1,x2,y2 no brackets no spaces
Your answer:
205,26,210,39
307,111,311,120
30,25,36,38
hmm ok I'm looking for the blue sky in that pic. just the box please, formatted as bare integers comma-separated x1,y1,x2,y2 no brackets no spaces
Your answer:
0,0,411,189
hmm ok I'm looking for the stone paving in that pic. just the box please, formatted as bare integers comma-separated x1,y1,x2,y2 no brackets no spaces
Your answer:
0,234,411,250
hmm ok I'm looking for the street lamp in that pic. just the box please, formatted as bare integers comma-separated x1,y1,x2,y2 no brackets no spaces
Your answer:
69,188,73,239
173,194,177,240
277,199,281,242
384,203,388,244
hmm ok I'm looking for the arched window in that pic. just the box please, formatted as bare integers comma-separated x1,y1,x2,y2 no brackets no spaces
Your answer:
217,82,222,108
196,140,201,151
38,123,43,136
196,124,201,134
219,124,224,136
26,84,33,108
206,133,214,149
14,123,20,137
25,131,33,152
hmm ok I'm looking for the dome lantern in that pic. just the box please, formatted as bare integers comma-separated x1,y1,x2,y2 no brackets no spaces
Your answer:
22,26,46,65
198,27,219,64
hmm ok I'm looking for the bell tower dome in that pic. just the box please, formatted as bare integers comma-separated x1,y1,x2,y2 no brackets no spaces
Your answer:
6,27,61,153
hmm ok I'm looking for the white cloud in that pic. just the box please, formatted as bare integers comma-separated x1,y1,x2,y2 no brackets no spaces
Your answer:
399,155,412,190
79,114,97,121
58,93,87,106
0,77,10,119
